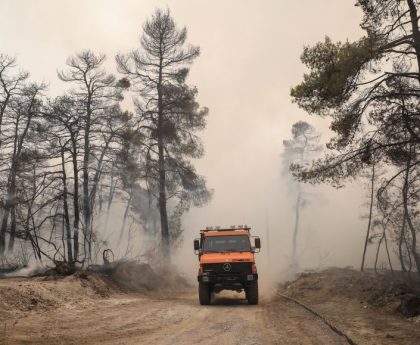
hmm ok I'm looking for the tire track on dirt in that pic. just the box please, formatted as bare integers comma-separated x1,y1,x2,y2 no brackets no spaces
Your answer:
2,290,350,345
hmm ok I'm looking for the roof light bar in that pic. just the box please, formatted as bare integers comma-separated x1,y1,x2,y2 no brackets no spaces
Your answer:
200,225,252,232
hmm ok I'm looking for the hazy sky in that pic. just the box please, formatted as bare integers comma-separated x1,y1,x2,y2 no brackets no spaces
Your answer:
0,1,374,272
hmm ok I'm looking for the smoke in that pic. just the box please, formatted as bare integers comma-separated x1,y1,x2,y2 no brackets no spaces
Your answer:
0,1,371,286
4,261,47,278
179,141,367,287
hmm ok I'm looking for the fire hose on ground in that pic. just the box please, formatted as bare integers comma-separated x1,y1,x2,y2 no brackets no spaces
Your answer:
277,293,358,345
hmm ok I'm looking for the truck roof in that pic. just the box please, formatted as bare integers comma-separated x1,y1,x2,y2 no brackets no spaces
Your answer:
201,227,250,237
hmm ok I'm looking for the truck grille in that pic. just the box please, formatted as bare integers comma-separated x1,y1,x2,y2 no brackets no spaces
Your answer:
203,262,252,274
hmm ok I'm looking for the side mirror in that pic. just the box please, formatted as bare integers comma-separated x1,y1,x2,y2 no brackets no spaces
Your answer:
194,239,200,251
255,237,261,249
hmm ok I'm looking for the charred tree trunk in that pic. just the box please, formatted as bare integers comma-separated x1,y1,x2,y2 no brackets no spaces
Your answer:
361,162,375,271
0,202,10,254
374,234,383,273
383,225,394,276
0,92,10,147
89,135,112,215
407,0,420,84
157,59,170,263
28,165,42,261
82,94,92,262
7,204,16,252
98,184,103,213
6,167,17,253
1,87,38,254
404,207,420,276
158,140,170,262
8,94,35,252
24,168,42,261
399,213,408,272
61,147,73,263
402,145,420,276
70,138,80,262
0,171,15,254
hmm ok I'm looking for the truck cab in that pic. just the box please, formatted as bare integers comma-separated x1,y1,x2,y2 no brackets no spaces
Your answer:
194,225,261,305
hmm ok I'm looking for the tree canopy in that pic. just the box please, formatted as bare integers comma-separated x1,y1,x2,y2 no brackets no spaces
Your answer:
291,0,420,275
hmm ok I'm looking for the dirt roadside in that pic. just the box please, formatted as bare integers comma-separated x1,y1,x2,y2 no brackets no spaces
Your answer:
0,275,347,345
280,268,420,345
0,267,419,345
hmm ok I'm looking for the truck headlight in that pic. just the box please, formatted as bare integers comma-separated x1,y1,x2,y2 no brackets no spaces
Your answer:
247,275,254,281
202,276,209,282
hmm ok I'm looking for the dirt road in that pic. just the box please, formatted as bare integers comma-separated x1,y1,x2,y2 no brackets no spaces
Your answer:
2,289,349,345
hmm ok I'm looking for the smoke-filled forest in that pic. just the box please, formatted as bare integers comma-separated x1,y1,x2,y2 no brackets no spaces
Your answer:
0,9,211,269
1,1,420,345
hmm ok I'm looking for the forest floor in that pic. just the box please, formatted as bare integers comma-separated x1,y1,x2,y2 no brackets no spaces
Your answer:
0,265,419,345
279,267,420,345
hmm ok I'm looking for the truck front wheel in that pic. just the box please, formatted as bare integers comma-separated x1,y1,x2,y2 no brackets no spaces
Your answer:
199,282,211,305
246,280,258,305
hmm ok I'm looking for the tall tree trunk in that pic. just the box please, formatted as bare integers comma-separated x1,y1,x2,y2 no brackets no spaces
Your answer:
7,96,35,253
157,56,170,263
383,225,394,276
1,92,36,255
0,92,10,148
402,145,420,276
0,204,10,254
407,0,420,82
24,171,41,261
70,141,80,262
61,147,73,263
404,207,420,276
82,95,92,262
361,162,375,271
0,171,15,254
28,166,42,261
89,136,112,211
7,205,16,252
404,235,413,279
98,184,103,213
399,213,408,272
374,233,383,273
28,200,42,261
83,162,91,260
7,165,18,254
158,138,170,262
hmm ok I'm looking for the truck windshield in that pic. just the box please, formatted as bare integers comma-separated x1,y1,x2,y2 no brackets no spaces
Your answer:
203,235,251,253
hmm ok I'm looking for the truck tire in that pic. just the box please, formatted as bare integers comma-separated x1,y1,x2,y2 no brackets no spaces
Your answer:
199,282,211,305
246,280,258,305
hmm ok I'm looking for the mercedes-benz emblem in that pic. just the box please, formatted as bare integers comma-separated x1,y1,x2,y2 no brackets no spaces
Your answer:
223,263,231,272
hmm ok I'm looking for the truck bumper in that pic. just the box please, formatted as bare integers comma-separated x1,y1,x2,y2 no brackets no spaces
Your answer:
198,272,258,284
